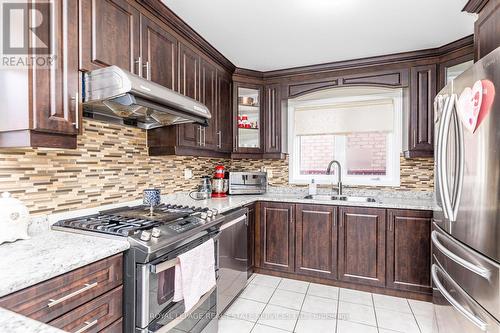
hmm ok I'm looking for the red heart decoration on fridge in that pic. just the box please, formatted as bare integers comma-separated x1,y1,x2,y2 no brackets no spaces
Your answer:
457,80,496,133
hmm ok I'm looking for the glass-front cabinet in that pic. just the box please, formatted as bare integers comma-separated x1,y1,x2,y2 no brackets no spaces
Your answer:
234,84,263,153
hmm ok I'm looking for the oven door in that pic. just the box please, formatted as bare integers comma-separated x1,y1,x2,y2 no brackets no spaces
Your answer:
136,232,219,333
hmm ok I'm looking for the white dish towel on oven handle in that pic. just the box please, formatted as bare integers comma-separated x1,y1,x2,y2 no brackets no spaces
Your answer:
173,238,216,313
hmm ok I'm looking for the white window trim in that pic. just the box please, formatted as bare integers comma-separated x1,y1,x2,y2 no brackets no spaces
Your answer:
288,89,402,186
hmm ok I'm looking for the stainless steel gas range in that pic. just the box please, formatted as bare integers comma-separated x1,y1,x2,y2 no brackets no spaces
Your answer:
52,204,224,333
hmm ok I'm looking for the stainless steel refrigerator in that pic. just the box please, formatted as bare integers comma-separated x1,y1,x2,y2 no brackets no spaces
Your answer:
432,46,500,333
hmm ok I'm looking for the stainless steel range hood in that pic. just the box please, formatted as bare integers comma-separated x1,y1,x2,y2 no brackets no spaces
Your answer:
82,66,210,130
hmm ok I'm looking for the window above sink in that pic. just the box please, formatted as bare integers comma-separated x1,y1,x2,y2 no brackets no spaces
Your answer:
288,87,403,186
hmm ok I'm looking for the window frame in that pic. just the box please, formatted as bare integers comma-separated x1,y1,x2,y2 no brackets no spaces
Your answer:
288,88,403,186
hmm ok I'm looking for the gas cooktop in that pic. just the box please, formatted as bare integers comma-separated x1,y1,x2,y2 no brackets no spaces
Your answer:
52,203,224,259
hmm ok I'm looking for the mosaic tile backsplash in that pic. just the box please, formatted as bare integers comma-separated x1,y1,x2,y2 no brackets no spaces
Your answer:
0,119,434,215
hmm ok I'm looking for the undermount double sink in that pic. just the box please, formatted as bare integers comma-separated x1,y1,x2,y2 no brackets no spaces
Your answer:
303,194,377,203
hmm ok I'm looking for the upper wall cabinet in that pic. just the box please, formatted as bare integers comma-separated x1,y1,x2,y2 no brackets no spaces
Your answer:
217,72,233,152
0,0,79,149
141,15,178,89
464,0,500,60
404,64,437,158
264,84,285,156
234,83,264,155
231,79,288,159
80,0,141,73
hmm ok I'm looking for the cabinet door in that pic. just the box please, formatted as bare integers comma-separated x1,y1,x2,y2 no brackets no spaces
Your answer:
141,15,177,89
406,64,436,157
33,0,79,136
217,71,233,152
178,43,201,148
387,209,432,293
259,202,295,272
234,83,264,154
264,84,282,154
338,207,386,287
246,204,256,275
200,59,217,150
80,0,140,73
295,204,338,279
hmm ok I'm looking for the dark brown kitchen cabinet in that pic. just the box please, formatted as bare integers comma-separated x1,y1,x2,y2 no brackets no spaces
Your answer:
258,202,295,273
338,207,386,287
140,15,178,89
80,0,141,74
405,64,437,158
49,286,123,333
217,71,233,152
0,0,79,149
201,59,218,150
386,209,432,294
0,255,123,325
246,203,256,276
295,204,338,279
464,0,500,60
178,43,203,148
264,84,283,156
233,82,264,156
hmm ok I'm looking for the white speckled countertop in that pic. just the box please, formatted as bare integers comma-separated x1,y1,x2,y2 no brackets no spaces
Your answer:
0,230,129,298
0,187,433,332
0,308,65,333
157,190,435,214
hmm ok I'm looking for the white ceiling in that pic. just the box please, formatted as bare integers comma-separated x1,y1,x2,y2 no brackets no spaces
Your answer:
162,0,476,72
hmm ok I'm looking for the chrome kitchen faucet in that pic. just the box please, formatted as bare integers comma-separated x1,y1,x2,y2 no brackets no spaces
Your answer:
326,160,343,195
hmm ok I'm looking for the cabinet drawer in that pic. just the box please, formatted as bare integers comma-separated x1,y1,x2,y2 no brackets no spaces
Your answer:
0,254,122,323
49,286,122,333
101,318,122,333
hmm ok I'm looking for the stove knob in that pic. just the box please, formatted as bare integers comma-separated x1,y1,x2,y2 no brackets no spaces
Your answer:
207,211,213,218
140,230,151,241
151,228,161,238
200,212,208,220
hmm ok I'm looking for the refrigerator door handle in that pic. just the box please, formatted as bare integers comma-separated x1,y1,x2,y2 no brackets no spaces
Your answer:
438,95,455,220
431,264,489,331
435,95,448,219
451,95,465,222
431,231,491,279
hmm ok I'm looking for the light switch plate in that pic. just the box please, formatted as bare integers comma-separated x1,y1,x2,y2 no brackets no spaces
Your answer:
184,169,193,180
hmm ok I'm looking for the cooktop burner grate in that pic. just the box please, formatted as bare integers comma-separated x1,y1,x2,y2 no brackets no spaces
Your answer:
55,204,211,237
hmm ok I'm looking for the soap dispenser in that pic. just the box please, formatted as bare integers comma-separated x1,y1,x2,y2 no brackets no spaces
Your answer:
308,179,317,195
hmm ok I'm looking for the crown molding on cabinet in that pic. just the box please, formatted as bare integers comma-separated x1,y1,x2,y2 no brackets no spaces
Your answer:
138,0,236,72
463,0,491,13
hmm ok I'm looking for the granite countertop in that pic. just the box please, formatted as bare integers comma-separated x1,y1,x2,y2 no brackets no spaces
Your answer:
0,230,129,298
0,308,65,333
159,191,435,214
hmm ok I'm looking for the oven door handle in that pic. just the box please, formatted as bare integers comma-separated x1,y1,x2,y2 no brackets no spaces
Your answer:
150,257,178,274
149,286,216,333
150,232,221,274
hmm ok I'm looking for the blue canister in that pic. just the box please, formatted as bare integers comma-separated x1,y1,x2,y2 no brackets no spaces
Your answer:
143,188,161,210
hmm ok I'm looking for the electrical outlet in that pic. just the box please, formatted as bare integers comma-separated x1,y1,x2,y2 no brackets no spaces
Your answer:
267,169,273,179
184,169,193,180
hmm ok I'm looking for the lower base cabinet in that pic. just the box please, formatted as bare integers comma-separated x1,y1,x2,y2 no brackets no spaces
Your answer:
257,202,295,273
338,207,387,287
295,204,338,279
256,202,432,298
386,209,433,293
246,203,256,276
0,254,124,332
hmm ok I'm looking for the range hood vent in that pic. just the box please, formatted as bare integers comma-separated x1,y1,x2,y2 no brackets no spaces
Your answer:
82,66,210,130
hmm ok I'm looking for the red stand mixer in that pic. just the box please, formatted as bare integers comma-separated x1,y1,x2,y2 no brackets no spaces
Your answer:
211,165,228,198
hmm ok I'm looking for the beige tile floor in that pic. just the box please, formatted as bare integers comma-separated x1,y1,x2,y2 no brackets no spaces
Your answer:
219,274,435,333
